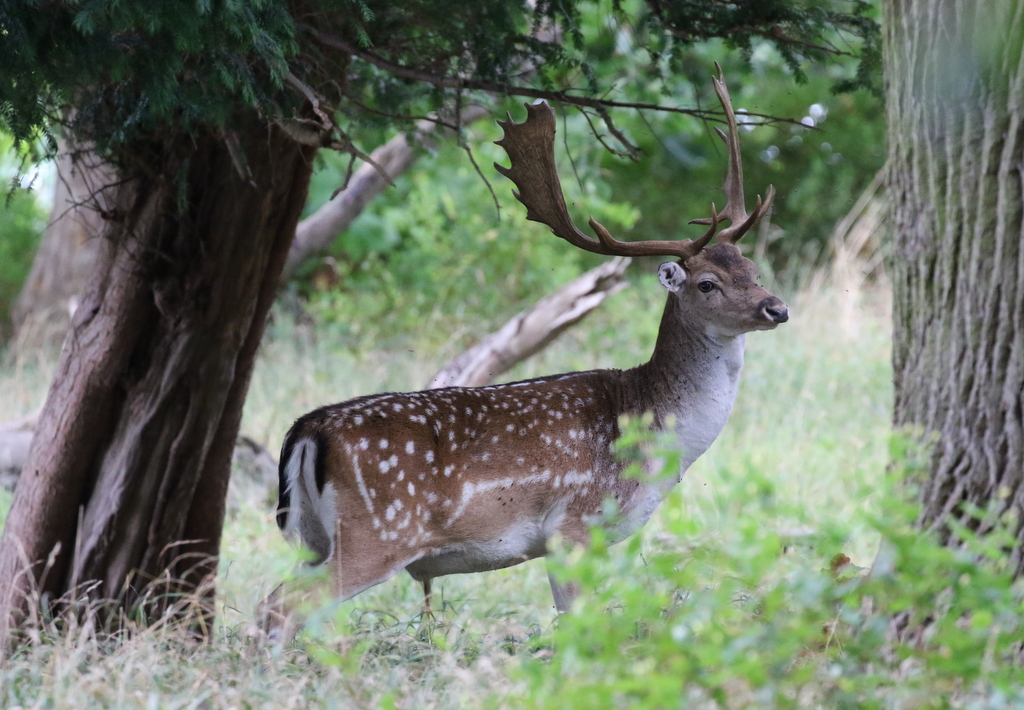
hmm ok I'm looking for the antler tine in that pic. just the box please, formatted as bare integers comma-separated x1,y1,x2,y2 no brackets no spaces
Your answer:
706,62,774,245
495,102,705,261
679,203,719,258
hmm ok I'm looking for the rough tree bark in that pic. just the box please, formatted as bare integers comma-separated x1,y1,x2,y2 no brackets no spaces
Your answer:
0,114,316,639
886,1,1024,564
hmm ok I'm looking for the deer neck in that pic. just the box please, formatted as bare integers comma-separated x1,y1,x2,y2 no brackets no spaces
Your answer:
623,294,746,473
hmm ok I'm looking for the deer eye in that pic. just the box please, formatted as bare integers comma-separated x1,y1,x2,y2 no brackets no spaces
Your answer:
698,281,715,293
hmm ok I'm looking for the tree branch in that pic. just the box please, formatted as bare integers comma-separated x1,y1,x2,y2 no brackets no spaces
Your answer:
283,104,491,280
311,30,805,128
427,257,631,389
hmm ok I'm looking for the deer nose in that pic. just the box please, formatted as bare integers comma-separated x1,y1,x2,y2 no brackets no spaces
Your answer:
760,298,789,323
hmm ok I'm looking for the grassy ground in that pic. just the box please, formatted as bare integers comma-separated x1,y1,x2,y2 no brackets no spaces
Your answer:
0,268,896,708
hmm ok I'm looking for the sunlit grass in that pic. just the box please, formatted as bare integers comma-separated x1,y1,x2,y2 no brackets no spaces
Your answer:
0,267,895,707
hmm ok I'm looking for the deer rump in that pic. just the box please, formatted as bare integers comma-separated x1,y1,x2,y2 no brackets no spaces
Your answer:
276,369,665,597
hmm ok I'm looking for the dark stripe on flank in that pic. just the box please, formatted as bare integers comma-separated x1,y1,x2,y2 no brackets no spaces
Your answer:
313,428,329,493
276,429,298,530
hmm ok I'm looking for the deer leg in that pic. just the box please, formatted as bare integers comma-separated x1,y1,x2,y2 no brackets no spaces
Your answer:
258,525,424,643
547,566,580,614
331,524,425,602
422,577,434,617
256,582,295,643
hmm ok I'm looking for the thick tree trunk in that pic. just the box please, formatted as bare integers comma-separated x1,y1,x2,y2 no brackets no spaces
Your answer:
886,1,1024,564
0,115,315,639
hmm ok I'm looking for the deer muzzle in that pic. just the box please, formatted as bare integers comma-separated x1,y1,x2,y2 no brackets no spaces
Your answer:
759,297,789,324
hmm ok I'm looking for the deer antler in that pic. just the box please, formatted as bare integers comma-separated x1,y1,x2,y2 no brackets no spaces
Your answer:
689,63,775,244
494,102,718,261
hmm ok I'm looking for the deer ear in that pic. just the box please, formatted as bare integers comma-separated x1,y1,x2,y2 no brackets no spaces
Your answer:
658,262,687,292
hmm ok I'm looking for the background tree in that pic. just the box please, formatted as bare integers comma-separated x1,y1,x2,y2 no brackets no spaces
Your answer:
0,0,879,641
0,136,47,342
886,0,1024,565
9,142,113,345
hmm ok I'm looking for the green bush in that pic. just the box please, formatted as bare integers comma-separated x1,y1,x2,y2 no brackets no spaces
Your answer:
517,424,1024,709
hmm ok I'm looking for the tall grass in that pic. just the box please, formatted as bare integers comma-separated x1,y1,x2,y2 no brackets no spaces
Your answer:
0,267,902,707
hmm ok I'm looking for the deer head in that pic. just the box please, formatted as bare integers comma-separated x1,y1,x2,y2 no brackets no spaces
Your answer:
494,63,788,339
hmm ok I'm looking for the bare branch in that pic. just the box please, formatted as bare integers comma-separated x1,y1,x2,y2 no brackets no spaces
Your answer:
592,105,640,159
285,73,335,133
340,94,463,132
579,108,633,160
329,152,358,200
310,30,806,129
427,257,631,389
283,104,491,280
327,135,396,188
453,90,501,217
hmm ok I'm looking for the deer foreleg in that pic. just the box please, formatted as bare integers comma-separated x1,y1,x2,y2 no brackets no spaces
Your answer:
422,577,434,618
547,568,580,614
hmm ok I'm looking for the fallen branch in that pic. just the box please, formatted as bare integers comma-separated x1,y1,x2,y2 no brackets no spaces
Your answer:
427,257,630,389
283,105,491,281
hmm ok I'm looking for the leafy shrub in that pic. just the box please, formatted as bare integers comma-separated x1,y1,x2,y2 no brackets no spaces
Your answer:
517,424,1024,708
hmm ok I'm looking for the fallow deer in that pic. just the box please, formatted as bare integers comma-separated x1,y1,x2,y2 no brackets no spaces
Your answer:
271,66,788,620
